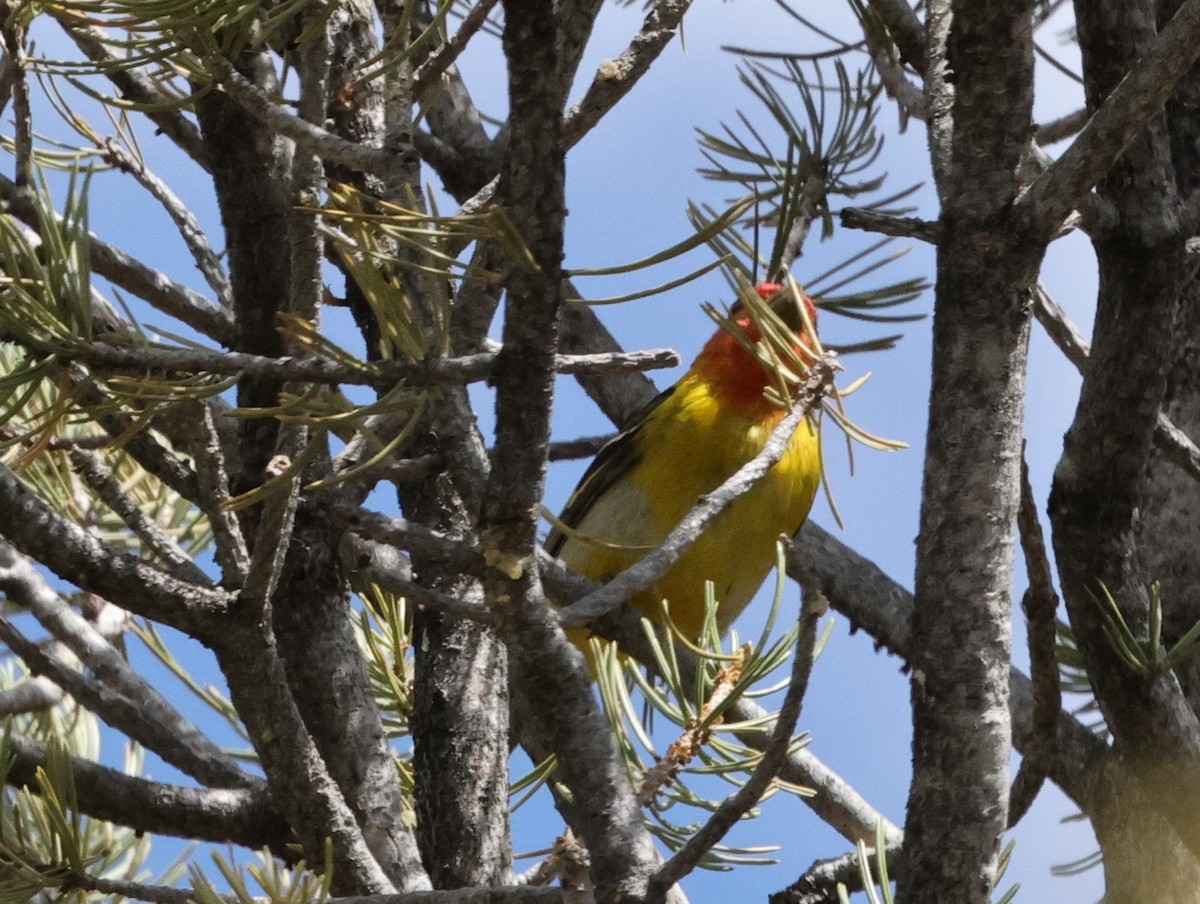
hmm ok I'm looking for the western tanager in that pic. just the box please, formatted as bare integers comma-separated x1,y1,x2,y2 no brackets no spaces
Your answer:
546,282,822,647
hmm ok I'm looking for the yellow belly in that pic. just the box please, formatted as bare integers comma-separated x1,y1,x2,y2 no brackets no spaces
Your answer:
555,371,821,642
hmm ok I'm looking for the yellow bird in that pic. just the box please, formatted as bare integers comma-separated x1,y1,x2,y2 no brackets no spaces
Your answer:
547,282,823,647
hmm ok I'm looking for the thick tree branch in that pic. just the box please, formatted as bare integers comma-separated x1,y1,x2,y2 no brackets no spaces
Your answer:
1033,283,1200,481
1019,0,1200,236
0,464,230,634
206,55,397,179
787,524,1108,813
0,538,250,788
1047,0,1200,864
212,620,413,895
900,1,1038,899
480,3,660,898
2,729,286,850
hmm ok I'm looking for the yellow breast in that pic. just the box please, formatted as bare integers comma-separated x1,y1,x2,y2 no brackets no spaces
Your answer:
555,369,821,642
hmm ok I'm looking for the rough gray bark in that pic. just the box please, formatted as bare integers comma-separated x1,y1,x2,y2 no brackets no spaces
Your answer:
193,38,429,894
1137,1,1200,709
477,3,659,901
405,449,513,887
1049,0,1200,876
1034,1,1200,896
897,2,1038,901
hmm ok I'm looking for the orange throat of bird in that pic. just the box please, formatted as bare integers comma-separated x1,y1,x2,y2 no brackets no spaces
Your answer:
690,313,817,414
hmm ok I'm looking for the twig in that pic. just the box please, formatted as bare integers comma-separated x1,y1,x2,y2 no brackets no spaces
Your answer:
288,1,331,326
68,447,210,584
329,889,566,903
66,341,681,388
865,37,925,123
1033,282,1200,481
0,615,253,791
840,208,942,244
513,831,592,892
412,0,502,103
241,444,304,610
776,173,829,274
210,624,407,893
558,285,659,427
1036,107,1088,146
208,55,396,179
867,0,926,75
1007,450,1061,827
190,401,251,584
771,845,902,904
636,649,747,806
54,877,569,904
0,675,63,716
332,504,484,576
651,587,827,892
54,16,210,169
547,433,614,462
562,0,693,148
0,16,32,189
97,138,232,306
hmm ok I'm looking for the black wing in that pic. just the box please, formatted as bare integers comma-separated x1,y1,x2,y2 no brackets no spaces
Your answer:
545,384,677,557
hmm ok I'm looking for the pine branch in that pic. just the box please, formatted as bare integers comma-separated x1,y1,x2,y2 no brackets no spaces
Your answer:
0,174,235,345
651,589,825,892
0,464,230,634
52,16,211,168
1,729,287,849
540,553,905,848
0,537,251,788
